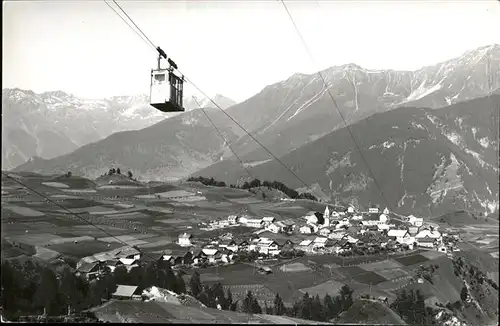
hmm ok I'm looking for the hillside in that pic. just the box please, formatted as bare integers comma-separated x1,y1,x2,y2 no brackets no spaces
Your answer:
89,299,330,324
194,95,500,217
1,88,236,171
13,108,240,181
334,299,406,325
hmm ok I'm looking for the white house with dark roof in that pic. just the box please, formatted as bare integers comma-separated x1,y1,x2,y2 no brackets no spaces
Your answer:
387,229,410,243
383,207,390,215
262,216,276,227
266,223,281,234
228,215,239,224
319,227,331,237
299,225,314,234
244,219,264,228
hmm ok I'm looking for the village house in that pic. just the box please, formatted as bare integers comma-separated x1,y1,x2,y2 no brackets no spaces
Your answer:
76,261,107,280
379,214,388,223
228,215,239,224
116,247,141,266
219,220,230,228
382,207,390,215
415,229,441,240
257,238,280,256
330,211,341,219
105,259,124,273
238,239,250,252
112,285,141,300
408,215,424,227
191,249,204,265
351,214,363,220
262,216,276,227
276,239,295,252
437,243,447,253
329,231,347,240
297,239,314,252
319,227,331,237
266,223,281,234
408,226,419,236
202,248,221,264
417,236,436,249
347,206,355,214
312,237,328,250
244,218,264,228
219,239,239,252
368,207,380,214
299,225,314,234
178,233,193,247
377,224,390,231
387,229,410,243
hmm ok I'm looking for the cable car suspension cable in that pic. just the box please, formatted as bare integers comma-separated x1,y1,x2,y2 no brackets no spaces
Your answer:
191,96,256,183
104,1,323,201
278,0,393,211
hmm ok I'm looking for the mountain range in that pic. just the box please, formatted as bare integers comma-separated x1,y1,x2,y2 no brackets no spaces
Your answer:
10,44,500,216
194,94,500,217
1,89,235,170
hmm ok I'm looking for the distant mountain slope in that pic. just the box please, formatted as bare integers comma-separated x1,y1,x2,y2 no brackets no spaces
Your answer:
1,88,236,170
193,95,500,217
216,44,500,163
13,108,239,181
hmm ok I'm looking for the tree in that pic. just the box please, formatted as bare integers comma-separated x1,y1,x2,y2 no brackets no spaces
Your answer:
460,286,468,302
339,285,354,312
311,294,325,321
299,292,312,320
225,288,233,310
66,171,72,178
116,168,121,174
34,268,60,315
175,273,186,294
242,291,254,313
252,298,262,314
127,171,133,178
273,293,285,316
190,271,203,298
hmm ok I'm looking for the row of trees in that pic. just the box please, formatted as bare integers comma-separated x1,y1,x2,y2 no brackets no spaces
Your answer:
190,270,355,323
187,176,318,201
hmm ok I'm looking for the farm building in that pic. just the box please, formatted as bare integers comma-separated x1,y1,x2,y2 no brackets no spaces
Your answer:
178,233,193,247
112,285,141,300
105,259,124,272
76,261,107,280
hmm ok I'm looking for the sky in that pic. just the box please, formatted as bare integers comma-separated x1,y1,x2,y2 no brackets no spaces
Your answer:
3,0,500,102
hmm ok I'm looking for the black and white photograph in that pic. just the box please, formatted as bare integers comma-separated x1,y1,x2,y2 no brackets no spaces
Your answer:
2,0,499,324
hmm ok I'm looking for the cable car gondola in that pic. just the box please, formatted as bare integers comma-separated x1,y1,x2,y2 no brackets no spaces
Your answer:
150,46,185,112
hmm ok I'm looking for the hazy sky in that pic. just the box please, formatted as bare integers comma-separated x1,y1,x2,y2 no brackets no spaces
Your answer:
3,0,500,102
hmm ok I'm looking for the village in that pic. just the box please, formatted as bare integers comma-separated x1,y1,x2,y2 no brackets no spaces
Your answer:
75,205,461,280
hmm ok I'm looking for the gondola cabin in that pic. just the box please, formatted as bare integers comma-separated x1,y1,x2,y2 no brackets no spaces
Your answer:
150,48,185,112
